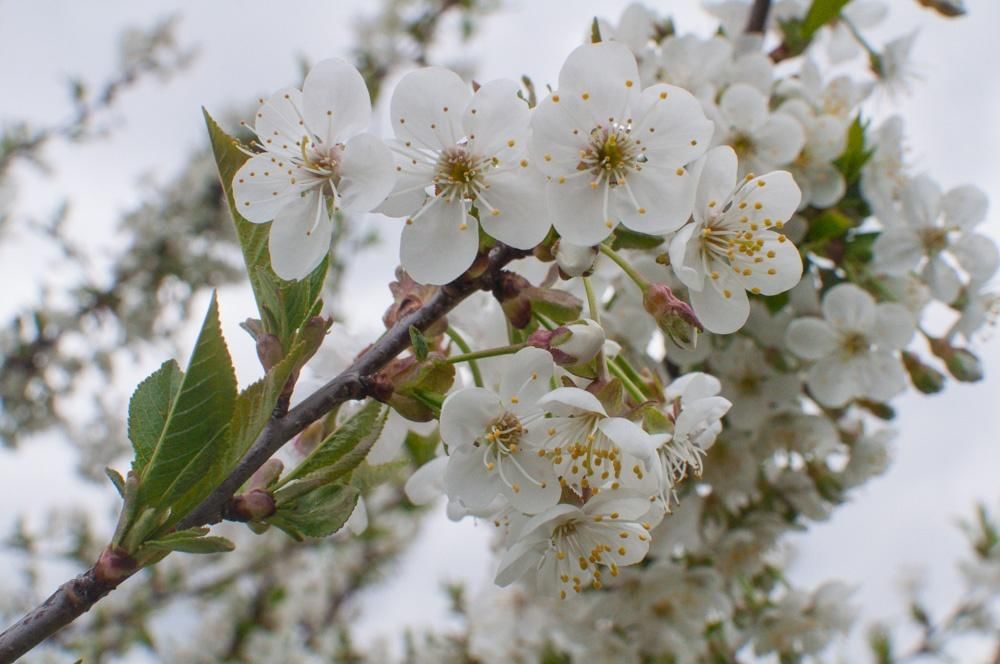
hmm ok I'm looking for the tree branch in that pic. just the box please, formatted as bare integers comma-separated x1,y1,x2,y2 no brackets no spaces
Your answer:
745,0,772,33
0,244,526,664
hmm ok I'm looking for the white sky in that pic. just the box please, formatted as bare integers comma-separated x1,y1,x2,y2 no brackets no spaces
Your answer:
1,0,999,661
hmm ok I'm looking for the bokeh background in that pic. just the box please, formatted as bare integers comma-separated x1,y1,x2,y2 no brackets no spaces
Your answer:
1,0,998,660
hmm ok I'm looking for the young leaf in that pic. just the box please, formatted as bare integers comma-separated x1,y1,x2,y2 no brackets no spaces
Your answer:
144,530,236,555
269,484,360,540
127,360,183,474
409,325,429,361
283,400,387,484
801,0,852,40
139,293,238,510
105,467,126,497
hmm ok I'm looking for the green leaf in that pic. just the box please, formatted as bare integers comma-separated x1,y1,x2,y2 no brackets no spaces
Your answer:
833,115,874,185
806,209,855,243
611,227,665,251
409,325,429,361
144,530,235,554
105,467,126,497
204,109,328,349
128,360,183,474
139,293,238,511
350,460,407,493
801,0,852,40
590,17,602,44
283,400,387,484
843,231,879,263
762,291,790,314
269,483,360,540
165,340,310,523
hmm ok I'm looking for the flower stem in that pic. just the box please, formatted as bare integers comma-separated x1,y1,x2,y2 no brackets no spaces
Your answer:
583,276,609,382
445,327,484,387
446,343,526,365
600,244,650,292
533,310,557,330
612,355,651,398
607,359,646,403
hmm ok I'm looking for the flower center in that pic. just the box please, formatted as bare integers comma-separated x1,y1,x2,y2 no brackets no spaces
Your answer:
730,133,755,159
483,411,525,454
841,331,868,356
433,146,491,202
579,126,641,185
920,227,949,254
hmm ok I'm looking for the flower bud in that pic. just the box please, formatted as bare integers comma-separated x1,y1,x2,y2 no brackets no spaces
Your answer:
944,348,983,383
554,240,598,278
528,319,605,366
493,270,534,328
247,458,284,491
642,284,702,350
901,351,946,394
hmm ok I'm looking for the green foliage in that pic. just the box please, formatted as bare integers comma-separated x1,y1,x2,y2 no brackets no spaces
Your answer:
386,357,456,421
269,483,361,540
611,227,666,251
834,115,874,185
409,325,429,361
283,400,388,484
127,360,183,474
143,527,235,554
137,293,238,511
203,109,328,351
801,0,852,40
806,209,856,244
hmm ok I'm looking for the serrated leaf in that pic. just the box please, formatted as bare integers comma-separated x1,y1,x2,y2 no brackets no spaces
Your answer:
284,401,387,484
144,532,235,554
269,483,360,540
350,460,407,492
139,293,237,510
205,109,329,349
128,360,183,474
165,340,309,523
801,0,852,40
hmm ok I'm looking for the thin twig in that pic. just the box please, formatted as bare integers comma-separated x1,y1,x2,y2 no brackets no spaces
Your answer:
0,244,525,664
745,0,772,34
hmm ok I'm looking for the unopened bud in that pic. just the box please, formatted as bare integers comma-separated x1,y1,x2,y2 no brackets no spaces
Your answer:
226,489,277,522
95,546,138,584
255,333,283,371
554,240,599,278
493,271,534,328
293,419,326,457
642,284,702,350
901,351,946,394
384,268,446,335
247,458,284,491
945,348,983,382
529,319,605,366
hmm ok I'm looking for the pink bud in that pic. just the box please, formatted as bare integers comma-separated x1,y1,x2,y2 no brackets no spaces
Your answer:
643,284,702,350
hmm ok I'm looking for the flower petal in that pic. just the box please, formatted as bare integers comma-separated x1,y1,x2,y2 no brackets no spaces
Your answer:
619,162,697,234
477,168,550,249
719,83,767,133
873,227,923,275
693,146,738,224
872,303,914,349
821,283,876,335
400,199,479,285
558,41,639,125
337,133,396,213
254,88,306,160
268,188,332,281
499,347,554,410
233,154,308,223
547,175,617,246
753,113,805,168
463,78,531,157
391,67,470,150
539,386,607,416
786,317,839,360
440,387,500,450
689,269,750,334
807,356,858,407
942,184,987,230
631,83,714,167
302,58,372,144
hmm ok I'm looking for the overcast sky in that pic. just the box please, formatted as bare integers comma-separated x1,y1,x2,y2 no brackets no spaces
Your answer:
1,0,999,661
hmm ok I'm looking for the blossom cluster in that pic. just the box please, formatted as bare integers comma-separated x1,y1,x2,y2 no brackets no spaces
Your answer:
231,0,998,660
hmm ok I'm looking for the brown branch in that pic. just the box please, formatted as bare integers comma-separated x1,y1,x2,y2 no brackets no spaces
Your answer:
745,0,772,34
0,244,526,664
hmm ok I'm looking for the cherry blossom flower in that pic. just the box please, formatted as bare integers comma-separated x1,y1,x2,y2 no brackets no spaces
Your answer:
381,69,549,285
785,283,915,407
530,41,713,246
708,83,805,178
495,491,653,598
669,146,803,334
234,58,395,280
440,347,559,514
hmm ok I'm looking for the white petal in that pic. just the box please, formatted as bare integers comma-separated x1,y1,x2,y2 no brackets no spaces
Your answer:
495,537,544,588
807,356,858,407
391,67,470,150
539,387,607,416
400,199,479,285
440,387,499,450
631,84,714,167
806,163,846,209
693,146,738,223
529,93,592,177
689,270,750,334
857,351,907,402
821,283,876,335
404,456,448,505
873,227,923,275
233,154,308,223
558,41,638,125
953,232,1000,281
463,78,531,157
720,83,768,133
254,88,307,160
502,454,560,514
444,446,501,510
478,168,550,249
737,230,802,296
547,176,617,246
753,113,805,167
923,256,961,304
301,58,372,144
873,303,915,349
942,184,987,230
337,133,395,213
619,162,696,234
345,498,368,535
598,417,656,461
268,189,332,281
500,347,554,409
902,175,941,229
786,318,839,360
740,170,802,227
669,223,704,291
